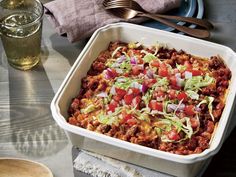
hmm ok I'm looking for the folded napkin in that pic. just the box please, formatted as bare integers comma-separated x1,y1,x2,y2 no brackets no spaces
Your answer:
44,0,181,42
73,148,173,177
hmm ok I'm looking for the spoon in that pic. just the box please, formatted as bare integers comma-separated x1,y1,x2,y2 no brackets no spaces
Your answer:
103,0,214,30
0,158,53,177
103,0,210,38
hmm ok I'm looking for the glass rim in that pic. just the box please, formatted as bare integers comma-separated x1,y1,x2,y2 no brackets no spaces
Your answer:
0,0,44,28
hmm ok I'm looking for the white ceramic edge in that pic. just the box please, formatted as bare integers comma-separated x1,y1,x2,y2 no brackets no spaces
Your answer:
51,22,236,164
0,157,54,177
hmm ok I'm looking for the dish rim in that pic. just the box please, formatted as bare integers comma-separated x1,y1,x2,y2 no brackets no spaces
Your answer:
51,22,236,164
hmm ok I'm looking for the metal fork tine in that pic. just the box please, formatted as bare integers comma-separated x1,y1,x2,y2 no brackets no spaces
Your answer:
105,2,131,6
103,0,142,12
103,0,131,6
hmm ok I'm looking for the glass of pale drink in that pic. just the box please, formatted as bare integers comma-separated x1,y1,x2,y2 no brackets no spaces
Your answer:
0,0,44,70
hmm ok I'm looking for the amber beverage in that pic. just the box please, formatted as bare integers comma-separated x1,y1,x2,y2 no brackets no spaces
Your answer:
0,0,44,70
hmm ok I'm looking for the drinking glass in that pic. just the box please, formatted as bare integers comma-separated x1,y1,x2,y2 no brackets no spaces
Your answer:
0,0,44,70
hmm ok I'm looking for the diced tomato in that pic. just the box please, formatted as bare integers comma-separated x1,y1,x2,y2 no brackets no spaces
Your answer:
153,90,165,99
132,65,143,75
168,89,177,99
169,75,177,86
131,88,140,96
124,94,134,105
144,79,157,88
112,95,123,102
132,96,142,108
167,129,180,141
190,118,199,129
68,117,78,125
151,60,160,67
158,63,169,77
121,112,137,126
123,72,129,77
143,69,147,75
177,92,188,102
173,68,179,74
184,61,192,70
188,69,202,76
108,100,119,112
184,105,196,116
127,118,137,126
115,88,126,97
158,67,169,77
148,100,163,111
169,76,181,90
123,113,132,122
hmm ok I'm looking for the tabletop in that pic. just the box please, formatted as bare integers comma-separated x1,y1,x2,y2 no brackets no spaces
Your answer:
0,0,236,177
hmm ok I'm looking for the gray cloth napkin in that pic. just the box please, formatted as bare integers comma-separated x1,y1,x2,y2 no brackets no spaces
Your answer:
73,148,173,177
44,0,181,42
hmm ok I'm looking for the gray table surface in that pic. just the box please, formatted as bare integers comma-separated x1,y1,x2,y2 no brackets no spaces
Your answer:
1,0,236,177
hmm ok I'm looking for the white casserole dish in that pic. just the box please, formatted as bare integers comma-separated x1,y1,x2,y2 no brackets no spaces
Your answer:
51,23,236,177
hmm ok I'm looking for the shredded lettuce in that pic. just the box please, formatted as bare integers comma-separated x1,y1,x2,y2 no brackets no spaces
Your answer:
207,96,214,121
128,42,141,49
142,78,169,106
184,74,215,91
155,127,162,136
156,116,193,143
197,96,215,121
181,117,194,138
111,46,122,58
186,90,199,100
176,63,187,72
157,77,169,87
143,53,157,63
197,99,207,107
129,108,150,122
97,107,122,126
153,43,160,55
105,59,115,68
114,77,142,90
81,104,97,114
142,90,152,108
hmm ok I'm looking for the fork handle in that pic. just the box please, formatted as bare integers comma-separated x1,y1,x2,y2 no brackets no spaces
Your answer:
139,13,210,38
154,14,214,30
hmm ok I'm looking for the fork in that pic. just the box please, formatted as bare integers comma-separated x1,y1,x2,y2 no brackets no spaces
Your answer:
103,0,213,30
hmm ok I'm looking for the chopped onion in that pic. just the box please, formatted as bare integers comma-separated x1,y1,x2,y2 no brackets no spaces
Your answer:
175,73,181,78
139,64,144,69
176,77,185,87
110,85,116,95
178,103,185,110
97,92,108,97
156,96,164,101
146,69,154,79
195,106,201,112
111,63,120,68
167,103,185,112
167,104,177,112
131,82,141,89
116,77,126,82
116,55,126,63
105,68,116,79
185,71,192,79
130,56,137,64
115,68,123,74
141,83,148,93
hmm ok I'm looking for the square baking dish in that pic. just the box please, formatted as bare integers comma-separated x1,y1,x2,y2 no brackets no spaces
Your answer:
51,23,236,177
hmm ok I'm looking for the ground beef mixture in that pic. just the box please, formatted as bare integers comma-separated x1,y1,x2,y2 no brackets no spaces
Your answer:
68,41,231,155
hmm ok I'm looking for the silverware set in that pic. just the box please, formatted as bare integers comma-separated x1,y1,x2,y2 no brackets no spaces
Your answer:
103,0,213,38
